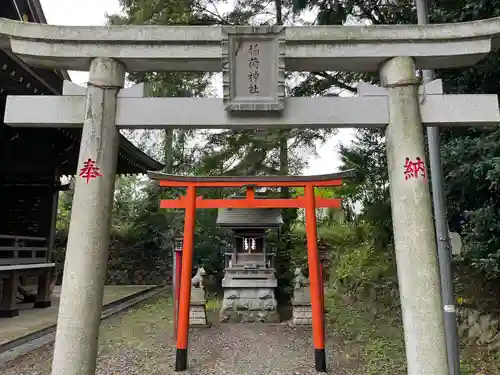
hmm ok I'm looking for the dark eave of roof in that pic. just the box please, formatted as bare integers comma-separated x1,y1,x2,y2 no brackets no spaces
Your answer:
119,134,164,172
5,0,164,174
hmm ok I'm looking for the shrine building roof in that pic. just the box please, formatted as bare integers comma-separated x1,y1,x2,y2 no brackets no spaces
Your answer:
0,0,164,175
217,208,284,228
216,197,284,228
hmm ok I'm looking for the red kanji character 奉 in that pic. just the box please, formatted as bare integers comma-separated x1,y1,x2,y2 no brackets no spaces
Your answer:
79,158,102,184
404,157,427,180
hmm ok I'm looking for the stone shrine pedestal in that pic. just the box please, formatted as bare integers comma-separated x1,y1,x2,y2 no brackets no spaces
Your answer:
189,288,207,326
220,268,279,323
292,288,312,325
291,268,312,325
189,267,208,327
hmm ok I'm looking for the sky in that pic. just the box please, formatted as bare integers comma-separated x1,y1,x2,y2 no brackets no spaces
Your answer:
39,0,354,175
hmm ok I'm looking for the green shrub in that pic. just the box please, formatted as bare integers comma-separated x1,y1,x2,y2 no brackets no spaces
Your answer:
290,222,395,292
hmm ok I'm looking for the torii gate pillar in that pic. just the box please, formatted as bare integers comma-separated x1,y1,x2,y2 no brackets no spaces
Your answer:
381,56,448,375
51,58,125,375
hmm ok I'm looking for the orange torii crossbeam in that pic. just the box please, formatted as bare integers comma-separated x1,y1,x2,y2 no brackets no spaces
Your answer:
148,170,353,373
159,193,342,209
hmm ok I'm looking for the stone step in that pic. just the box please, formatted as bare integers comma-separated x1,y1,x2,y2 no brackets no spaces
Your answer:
222,279,277,288
220,310,280,323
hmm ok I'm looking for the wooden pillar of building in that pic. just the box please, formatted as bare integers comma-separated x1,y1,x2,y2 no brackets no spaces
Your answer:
35,169,59,308
0,272,19,317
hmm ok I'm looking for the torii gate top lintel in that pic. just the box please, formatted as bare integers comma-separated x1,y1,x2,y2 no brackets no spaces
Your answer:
4,19,500,130
1,17,500,72
147,170,354,188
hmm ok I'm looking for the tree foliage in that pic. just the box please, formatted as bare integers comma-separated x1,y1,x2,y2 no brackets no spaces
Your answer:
54,0,500,289
291,0,500,278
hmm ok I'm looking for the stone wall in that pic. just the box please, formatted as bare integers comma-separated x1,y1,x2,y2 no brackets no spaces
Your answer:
457,307,500,351
106,268,171,285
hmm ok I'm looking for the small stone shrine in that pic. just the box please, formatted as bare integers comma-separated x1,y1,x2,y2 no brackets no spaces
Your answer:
292,267,312,325
218,203,282,323
189,266,208,326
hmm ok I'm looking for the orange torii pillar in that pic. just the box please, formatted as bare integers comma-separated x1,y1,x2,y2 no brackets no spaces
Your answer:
304,183,326,372
148,171,351,372
175,185,197,371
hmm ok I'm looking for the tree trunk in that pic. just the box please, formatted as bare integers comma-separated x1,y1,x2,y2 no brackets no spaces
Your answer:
275,0,283,26
279,134,289,196
164,129,174,173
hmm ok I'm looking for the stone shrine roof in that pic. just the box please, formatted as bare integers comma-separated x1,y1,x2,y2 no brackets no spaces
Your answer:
217,205,283,228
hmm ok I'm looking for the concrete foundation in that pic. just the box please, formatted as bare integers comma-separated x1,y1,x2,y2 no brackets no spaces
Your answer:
220,268,279,323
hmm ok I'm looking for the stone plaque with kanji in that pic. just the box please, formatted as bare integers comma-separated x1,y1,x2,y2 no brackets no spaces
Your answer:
221,26,285,113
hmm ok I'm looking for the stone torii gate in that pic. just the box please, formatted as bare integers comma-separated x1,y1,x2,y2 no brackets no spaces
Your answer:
2,18,500,375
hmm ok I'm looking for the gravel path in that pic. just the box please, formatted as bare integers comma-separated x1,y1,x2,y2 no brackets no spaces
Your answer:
182,324,362,374
0,298,364,374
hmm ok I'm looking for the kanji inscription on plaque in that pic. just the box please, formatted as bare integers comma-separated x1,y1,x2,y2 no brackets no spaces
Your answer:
221,26,285,112
247,43,260,94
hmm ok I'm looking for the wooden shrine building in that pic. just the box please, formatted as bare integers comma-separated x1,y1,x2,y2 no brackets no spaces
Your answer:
0,0,163,317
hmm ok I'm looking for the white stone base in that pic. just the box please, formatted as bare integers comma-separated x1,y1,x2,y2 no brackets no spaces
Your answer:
292,288,312,326
189,303,207,326
292,305,312,325
189,287,207,327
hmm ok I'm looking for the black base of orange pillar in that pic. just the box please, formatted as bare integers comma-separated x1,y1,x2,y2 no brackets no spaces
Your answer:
314,348,327,372
175,348,187,371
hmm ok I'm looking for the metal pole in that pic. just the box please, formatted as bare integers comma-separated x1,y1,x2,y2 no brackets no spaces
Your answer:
416,1,461,373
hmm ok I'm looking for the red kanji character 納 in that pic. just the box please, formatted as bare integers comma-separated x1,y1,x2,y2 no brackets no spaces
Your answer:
404,157,426,180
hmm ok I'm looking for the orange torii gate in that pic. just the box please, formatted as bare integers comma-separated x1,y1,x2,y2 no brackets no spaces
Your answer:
148,171,352,372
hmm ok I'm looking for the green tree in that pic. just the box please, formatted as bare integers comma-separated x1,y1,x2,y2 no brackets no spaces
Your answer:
56,178,74,233
290,0,500,278
106,0,218,284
